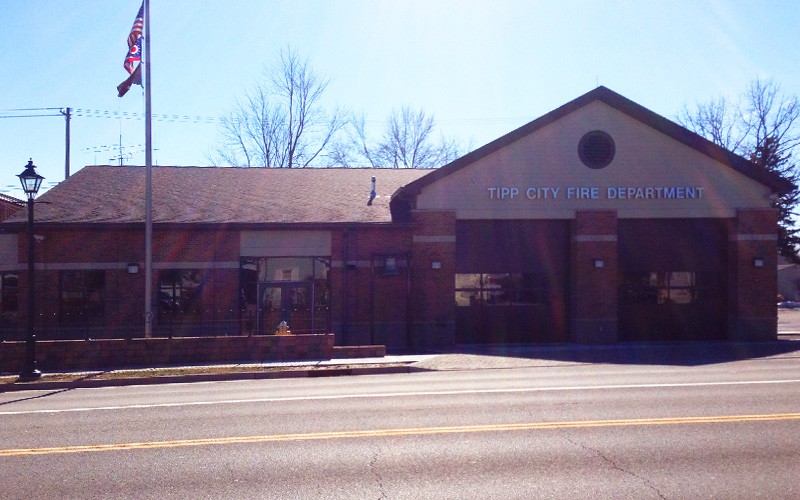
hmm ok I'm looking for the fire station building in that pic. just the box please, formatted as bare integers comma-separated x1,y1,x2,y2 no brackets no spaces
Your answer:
0,87,792,349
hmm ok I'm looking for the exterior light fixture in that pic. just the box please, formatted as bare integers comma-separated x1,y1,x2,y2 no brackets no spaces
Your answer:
383,257,399,275
17,159,44,381
753,258,765,268
593,259,605,269
18,159,44,199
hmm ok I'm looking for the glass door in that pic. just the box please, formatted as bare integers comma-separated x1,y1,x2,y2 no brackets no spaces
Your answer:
257,282,314,334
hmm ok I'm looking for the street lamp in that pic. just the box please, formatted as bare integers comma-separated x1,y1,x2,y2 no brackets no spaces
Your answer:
17,159,44,381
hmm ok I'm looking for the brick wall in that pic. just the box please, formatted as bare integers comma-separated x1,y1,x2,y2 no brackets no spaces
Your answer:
571,210,618,343
410,210,456,349
330,226,413,348
11,227,243,340
729,209,779,340
0,334,335,373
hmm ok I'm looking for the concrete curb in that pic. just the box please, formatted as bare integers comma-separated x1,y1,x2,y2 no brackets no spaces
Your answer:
0,364,420,393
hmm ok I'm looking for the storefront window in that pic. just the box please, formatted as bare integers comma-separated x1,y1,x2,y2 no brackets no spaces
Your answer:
455,273,545,306
159,269,202,322
60,270,105,325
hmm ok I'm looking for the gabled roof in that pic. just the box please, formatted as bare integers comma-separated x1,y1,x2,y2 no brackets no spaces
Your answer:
0,193,25,222
5,166,429,227
392,86,794,206
0,193,24,206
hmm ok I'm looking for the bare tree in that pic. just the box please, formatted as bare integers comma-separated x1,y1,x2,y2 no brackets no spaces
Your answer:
679,79,800,260
333,106,460,168
211,48,346,167
328,114,381,168
678,96,745,152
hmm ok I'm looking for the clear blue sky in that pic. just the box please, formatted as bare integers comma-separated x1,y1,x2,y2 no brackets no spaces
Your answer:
1,0,799,198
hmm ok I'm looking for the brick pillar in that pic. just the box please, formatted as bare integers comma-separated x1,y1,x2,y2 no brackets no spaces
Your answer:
571,210,618,343
410,210,456,349
729,209,779,341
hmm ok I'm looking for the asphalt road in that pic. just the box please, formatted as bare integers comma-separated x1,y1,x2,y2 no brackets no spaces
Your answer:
2,351,800,499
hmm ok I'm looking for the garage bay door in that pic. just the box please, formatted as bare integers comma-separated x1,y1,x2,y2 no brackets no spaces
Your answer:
455,220,570,344
618,219,728,341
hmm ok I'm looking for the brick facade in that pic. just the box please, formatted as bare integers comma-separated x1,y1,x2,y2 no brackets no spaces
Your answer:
331,225,414,349
2,205,785,350
409,210,456,349
571,210,618,343
728,209,779,340
10,227,243,340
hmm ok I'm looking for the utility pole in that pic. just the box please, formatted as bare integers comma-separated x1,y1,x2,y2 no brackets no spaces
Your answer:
61,107,71,178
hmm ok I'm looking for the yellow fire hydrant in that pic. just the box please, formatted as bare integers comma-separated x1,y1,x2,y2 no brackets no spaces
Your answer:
275,321,292,336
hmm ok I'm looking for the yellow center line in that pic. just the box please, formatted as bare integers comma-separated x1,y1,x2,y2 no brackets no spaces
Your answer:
3,413,799,457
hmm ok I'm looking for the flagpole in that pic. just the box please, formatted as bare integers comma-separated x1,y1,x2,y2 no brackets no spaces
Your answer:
143,0,153,338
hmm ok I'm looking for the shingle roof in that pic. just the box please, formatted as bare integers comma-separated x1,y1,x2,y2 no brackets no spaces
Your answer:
0,193,24,205
11,166,430,226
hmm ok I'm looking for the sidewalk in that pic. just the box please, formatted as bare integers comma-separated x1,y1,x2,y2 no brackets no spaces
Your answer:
5,336,800,393
4,313,800,393
0,354,436,393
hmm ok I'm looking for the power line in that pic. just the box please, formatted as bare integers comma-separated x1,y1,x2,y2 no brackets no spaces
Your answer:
2,107,63,111
71,108,219,124
0,107,219,124
0,113,62,119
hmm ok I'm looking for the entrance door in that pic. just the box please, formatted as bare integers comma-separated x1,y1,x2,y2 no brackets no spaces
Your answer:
257,282,314,334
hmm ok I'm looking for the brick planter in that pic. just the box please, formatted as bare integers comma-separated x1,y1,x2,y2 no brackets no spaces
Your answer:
0,334,334,373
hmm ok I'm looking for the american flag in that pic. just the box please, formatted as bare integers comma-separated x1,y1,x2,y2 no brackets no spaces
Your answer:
124,3,144,74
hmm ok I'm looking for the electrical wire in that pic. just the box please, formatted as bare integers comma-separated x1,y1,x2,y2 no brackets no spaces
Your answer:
0,107,219,124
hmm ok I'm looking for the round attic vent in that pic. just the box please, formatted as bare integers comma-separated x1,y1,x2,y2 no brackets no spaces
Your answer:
578,130,615,169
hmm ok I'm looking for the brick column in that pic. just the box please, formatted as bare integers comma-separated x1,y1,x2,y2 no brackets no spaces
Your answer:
571,210,618,343
729,209,779,341
410,210,456,349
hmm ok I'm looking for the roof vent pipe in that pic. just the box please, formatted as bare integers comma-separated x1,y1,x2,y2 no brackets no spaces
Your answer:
367,176,377,206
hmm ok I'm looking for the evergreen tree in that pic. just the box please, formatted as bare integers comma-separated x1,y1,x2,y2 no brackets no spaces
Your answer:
680,79,800,261
750,136,800,262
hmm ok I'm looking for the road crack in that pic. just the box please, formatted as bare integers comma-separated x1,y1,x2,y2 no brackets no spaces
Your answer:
565,435,667,499
355,414,387,499
368,446,387,499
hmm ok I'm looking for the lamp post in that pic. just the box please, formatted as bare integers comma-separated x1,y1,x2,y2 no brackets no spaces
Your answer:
17,159,44,381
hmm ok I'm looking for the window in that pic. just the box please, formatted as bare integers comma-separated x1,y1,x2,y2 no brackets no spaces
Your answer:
60,270,105,325
455,273,546,307
620,271,696,305
0,272,18,327
578,130,615,169
159,270,202,322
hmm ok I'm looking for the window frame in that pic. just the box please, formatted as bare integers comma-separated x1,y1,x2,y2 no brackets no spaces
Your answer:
158,269,203,323
455,272,547,307
59,270,105,326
